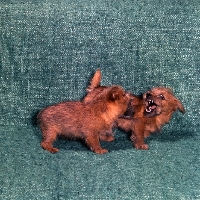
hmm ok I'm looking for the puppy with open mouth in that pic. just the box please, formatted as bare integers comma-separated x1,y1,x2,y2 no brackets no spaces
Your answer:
117,87,185,149
84,69,185,150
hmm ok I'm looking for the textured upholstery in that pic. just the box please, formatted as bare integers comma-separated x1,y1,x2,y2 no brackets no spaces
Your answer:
0,1,199,199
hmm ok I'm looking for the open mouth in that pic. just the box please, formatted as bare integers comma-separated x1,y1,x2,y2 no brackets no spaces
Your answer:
145,99,157,113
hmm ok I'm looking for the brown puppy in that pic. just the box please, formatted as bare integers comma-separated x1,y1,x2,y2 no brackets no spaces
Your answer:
117,87,185,149
84,69,185,150
37,85,130,154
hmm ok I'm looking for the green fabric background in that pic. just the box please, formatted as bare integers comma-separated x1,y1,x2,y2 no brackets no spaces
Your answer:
0,0,199,199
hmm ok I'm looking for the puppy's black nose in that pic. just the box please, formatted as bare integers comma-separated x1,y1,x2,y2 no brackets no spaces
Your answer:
146,93,152,98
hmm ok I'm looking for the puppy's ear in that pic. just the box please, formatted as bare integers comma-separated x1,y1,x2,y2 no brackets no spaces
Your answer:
108,87,122,101
174,98,185,113
86,69,102,92
110,92,120,101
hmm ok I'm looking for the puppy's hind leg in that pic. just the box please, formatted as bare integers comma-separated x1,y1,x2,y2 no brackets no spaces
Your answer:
85,133,108,154
41,129,59,153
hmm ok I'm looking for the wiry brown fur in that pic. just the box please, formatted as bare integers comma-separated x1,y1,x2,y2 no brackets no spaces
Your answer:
117,87,185,149
84,69,185,150
37,85,130,154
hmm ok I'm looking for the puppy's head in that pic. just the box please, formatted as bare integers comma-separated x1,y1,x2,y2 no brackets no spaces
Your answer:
106,86,131,115
143,87,185,117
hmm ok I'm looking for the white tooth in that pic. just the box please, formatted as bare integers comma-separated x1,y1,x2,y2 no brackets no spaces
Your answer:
146,107,152,113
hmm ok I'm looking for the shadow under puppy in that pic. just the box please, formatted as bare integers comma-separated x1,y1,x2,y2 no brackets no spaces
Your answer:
37,85,130,154
84,69,185,150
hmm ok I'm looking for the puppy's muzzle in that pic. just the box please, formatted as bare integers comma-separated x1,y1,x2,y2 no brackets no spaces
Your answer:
146,99,157,113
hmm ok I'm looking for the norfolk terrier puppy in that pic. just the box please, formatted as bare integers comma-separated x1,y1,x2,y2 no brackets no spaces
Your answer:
117,87,185,149
37,84,130,154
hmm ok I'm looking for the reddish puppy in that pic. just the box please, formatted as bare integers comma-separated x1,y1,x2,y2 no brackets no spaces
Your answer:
38,85,130,154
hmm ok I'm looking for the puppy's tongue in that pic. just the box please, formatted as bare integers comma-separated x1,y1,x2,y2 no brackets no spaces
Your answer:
151,105,157,110
146,105,157,113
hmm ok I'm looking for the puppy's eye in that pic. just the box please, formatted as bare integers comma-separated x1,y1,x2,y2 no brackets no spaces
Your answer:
160,94,165,100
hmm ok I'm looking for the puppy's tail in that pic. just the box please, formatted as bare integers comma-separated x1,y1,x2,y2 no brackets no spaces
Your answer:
175,98,186,113
86,69,101,92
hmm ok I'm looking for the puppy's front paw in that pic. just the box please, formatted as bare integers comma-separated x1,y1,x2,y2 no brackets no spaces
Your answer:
41,142,59,153
48,147,59,153
135,144,149,150
94,148,108,154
